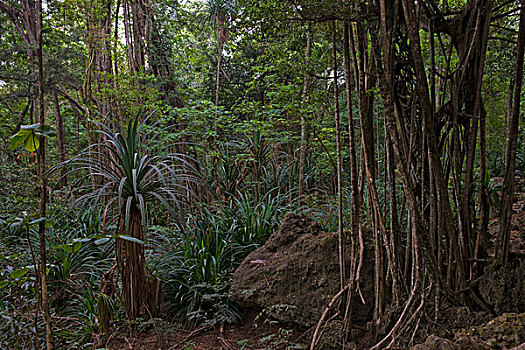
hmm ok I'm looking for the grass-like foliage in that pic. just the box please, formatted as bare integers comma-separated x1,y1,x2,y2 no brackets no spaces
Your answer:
149,189,293,327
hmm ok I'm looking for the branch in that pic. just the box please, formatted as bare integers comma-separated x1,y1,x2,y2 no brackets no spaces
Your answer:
494,0,518,14
308,72,339,80
57,86,85,115
492,5,525,21
288,0,361,23
0,1,20,16
489,36,518,44
490,23,519,35
168,326,209,350
0,1,30,44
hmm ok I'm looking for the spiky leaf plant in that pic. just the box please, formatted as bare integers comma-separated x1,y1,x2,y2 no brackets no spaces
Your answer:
60,112,194,319
148,188,293,326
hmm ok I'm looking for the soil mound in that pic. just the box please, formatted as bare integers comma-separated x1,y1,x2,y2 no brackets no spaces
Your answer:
230,213,373,328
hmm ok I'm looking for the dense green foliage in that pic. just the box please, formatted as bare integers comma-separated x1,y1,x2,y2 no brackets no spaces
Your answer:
1,0,524,348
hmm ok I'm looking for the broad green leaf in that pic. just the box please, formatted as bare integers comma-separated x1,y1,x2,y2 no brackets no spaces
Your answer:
72,241,82,252
0,281,9,289
10,268,28,279
24,133,39,152
57,244,73,252
483,169,491,188
8,131,27,150
58,241,82,253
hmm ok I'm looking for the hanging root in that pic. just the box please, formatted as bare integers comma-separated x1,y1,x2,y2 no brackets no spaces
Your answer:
385,292,426,349
310,285,349,350
371,281,432,349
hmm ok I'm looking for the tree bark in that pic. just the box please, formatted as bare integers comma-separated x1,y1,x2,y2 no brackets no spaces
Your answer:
331,21,345,291
298,27,311,203
497,0,525,265
36,0,53,347
53,88,67,188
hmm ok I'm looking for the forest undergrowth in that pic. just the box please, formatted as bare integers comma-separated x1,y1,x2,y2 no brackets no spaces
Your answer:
1,0,525,349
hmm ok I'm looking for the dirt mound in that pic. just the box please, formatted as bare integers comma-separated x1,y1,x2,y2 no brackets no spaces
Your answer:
230,213,374,328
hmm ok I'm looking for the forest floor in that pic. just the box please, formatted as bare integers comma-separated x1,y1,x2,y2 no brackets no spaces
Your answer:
106,309,309,349
106,178,525,350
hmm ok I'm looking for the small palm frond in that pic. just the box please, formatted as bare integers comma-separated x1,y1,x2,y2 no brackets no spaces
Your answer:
53,110,196,234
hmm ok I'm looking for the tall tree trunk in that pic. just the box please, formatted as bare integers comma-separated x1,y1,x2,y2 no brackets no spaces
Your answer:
343,21,360,274
213,13,230,140
214,26,223,140
347,19,366,305
331,20,345,291
53,88,67,188
215,17,223,108
84,0,114,118
355,13,386,323
400,0,466,295
355,20,376,183
117,207,157,319
468,1,493,278
124,0,182,110
497,0,525,265
36,0,53,347
298,27,311,203
113,0,123,122
342,20,361,342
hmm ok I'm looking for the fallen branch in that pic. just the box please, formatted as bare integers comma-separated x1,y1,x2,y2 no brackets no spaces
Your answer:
218,336,236,350
169,326,209,350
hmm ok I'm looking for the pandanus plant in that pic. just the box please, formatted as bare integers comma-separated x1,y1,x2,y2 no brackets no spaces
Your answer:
61,112,194,319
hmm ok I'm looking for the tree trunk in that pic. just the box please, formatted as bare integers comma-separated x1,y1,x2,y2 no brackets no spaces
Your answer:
36,0,53,347
84,0,114,118
341,20,361,342
53,88,67,188
117,207,157,319
331,20,345,291
298,27,311,203
497,0,525,265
